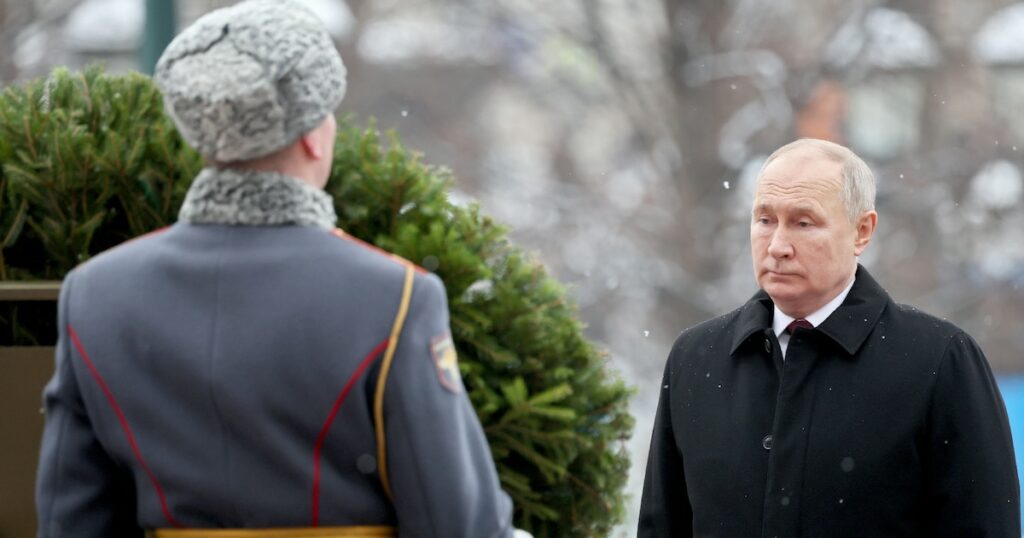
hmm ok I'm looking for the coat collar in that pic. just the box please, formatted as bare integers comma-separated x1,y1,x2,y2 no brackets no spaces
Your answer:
178,167,337,230
729,265,891,357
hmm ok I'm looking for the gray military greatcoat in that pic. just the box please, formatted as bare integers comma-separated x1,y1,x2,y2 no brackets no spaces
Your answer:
36,168,513,537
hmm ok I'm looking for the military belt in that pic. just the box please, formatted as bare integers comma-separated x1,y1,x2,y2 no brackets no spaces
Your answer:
149,526,395,537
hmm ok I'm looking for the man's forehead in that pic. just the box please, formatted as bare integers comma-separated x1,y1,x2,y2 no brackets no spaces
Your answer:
751,174,844,213
754,174,842,194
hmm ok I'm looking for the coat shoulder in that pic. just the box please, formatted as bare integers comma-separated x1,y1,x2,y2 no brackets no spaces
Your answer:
670,306,747,357
323,228,442,292
878,301,980,369
887,301,965,341
72,226,172,277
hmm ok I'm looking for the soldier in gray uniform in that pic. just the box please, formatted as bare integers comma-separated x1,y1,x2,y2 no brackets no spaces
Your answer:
34,1,514,536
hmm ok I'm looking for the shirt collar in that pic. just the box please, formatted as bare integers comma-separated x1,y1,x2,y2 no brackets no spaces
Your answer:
772,275,856,337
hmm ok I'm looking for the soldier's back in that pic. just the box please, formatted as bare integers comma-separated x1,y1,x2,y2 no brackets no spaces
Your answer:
62,222,418,527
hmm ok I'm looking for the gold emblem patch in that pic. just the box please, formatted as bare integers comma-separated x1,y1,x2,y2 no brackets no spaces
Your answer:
430,333,463,393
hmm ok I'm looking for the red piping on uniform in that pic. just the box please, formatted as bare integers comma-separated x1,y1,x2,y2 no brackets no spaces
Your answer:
311,337,390,526
68,324,183,529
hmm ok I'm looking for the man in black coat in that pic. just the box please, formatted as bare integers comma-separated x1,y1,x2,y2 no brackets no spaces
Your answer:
639,138,1020,537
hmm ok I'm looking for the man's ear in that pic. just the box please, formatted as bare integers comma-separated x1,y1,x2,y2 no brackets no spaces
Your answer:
299,131,323,159
853,210,878,256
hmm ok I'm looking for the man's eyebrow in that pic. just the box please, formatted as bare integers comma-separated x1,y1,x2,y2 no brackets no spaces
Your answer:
790,204,823,216
751,202,824,216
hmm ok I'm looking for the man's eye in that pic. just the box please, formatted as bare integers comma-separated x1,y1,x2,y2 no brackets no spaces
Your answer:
798,221,811,227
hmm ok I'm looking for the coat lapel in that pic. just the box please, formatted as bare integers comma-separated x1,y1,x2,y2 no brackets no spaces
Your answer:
729,265,890,358
729,291,774,356
815,265,890,357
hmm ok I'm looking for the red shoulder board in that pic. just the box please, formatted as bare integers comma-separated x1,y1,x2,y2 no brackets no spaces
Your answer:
330,228,427,274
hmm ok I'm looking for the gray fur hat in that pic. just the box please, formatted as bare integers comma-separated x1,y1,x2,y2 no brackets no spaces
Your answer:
154,0,346,163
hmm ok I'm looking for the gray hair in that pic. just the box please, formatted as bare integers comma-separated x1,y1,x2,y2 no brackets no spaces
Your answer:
758,138,876,222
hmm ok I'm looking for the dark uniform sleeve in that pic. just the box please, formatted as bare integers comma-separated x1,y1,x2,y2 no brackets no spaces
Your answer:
923,331,1020,537
637,354,693,537
35,270,141,537
383,272,513,538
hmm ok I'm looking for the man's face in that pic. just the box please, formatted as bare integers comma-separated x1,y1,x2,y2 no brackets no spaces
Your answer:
750,148,875,318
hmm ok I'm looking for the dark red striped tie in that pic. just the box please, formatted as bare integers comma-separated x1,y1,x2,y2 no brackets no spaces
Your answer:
786,319,814,333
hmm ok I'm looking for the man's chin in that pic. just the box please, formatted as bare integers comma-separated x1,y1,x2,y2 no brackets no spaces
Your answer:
759,271,801,289
760,282,803,303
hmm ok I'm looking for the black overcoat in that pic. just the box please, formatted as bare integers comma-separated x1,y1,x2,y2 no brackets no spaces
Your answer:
639,266,1020,537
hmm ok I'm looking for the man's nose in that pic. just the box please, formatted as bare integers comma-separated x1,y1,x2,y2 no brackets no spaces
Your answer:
766,229,794,259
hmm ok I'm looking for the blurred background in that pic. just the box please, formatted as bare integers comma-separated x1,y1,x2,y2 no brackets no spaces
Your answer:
3,0,1024,535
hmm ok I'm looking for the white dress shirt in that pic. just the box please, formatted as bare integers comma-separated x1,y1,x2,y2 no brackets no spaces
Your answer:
773,276,856,358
